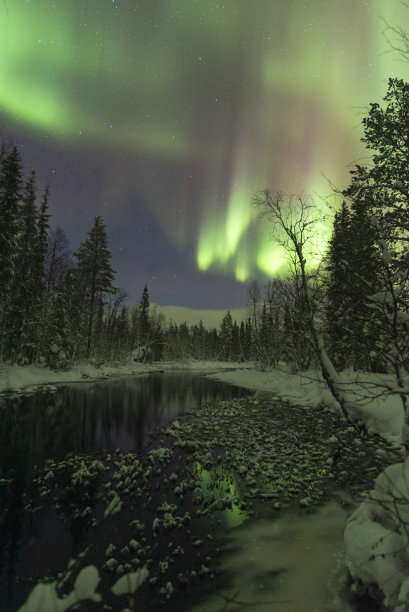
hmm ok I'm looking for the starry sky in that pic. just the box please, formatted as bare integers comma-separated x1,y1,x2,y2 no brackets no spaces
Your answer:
2,0,409,309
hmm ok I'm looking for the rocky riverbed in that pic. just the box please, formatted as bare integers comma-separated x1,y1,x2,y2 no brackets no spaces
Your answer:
7,393,400,611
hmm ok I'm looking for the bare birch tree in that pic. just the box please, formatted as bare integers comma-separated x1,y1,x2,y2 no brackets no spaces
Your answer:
253,189,352,421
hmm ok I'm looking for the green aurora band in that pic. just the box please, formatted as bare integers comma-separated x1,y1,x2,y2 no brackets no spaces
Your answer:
2,1,409,283
195,0,409,281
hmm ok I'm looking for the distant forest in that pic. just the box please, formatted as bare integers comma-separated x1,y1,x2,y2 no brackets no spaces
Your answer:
1,78,409,375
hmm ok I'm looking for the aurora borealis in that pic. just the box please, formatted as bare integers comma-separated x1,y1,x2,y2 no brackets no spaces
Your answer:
2,1,409,308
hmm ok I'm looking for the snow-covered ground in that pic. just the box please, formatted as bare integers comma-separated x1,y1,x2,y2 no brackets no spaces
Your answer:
3,359,409,610
0,359,249,395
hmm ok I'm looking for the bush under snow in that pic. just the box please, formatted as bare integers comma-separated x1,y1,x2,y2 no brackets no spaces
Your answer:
344,457,409,611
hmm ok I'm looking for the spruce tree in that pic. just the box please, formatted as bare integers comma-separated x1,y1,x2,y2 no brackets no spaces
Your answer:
325,201,352,369
34,185,50,289
245,318,253,361
220,311,233,361
239,321,247,361
46,271,73,369
346,79,409,248
256,303,270,368
138,284,151,350
231,321,241,362
344,78,409,279
73,216,116,358
11,172,39,361
45,226,72,295
349,197,384,371
326,198,383,371
0,147,23,357
341,78,409,370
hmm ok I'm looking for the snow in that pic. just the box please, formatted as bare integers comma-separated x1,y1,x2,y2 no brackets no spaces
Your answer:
104,491,122,518
17,565,101,612
17,581,63,612
192,501,351,612
344,458,409,611
111,566,149,596
69,565,101,604
0,359,248,395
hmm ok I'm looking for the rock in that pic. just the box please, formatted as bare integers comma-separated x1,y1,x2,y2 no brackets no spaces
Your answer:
104,558,118,572
178,572,189,587
106,543,116,557
193,488,203,505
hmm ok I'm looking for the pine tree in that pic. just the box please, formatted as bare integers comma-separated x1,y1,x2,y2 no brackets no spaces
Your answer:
325,198,383,371
138,284,150,347
46,271,73,369
231,320,241,362
178,322,191,357
245,318,253,361
10,172,39,361
349,197,384,371
239,321,247,361
73,216,116,358
344,78,409,283
115,305,130,359
220,311,233,361
209,328,219,359
45,226,72,295
34,185,50,289
341,78,409,371
325,201,352,369
191,320,206,360
346,79,409,248
0,147,23,357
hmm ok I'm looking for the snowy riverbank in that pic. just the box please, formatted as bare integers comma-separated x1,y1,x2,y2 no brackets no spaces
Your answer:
0,359,249,396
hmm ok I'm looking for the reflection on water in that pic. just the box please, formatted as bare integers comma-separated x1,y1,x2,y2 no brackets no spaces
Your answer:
195,462,249,529
0,372,249,611
0,372,248,468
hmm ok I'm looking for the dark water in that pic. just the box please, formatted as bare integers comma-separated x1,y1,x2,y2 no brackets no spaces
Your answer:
0,371,249,469
0,371,250,611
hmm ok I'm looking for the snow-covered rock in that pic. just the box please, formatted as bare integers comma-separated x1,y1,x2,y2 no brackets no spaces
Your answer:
111,567,149,596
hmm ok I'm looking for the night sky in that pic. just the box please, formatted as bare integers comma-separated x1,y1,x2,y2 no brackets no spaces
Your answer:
2,1,409,309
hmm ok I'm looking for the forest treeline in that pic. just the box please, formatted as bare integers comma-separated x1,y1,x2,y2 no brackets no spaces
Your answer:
0,144,253,368
1,78,409,373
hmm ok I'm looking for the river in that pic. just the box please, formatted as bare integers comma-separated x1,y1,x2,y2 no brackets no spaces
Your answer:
0,371,394,611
